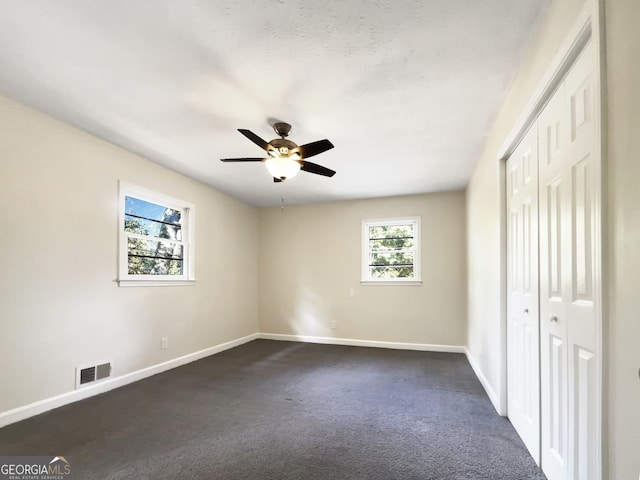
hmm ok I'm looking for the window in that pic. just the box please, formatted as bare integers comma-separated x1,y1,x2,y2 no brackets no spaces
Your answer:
361,217,421,284
118,183,195,286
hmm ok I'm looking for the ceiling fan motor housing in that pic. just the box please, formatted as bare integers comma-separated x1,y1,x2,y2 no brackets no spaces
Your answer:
220,123,336,180
268,138,300,160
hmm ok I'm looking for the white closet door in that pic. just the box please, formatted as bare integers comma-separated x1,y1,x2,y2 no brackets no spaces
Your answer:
563,41,599,480
506,125,540,463
539,41,599,480
539,80,568,480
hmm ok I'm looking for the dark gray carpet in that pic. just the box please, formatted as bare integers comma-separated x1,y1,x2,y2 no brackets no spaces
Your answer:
0,340,546,479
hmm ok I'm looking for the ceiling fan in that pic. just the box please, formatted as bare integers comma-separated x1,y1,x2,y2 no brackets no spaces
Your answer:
221,122,336,182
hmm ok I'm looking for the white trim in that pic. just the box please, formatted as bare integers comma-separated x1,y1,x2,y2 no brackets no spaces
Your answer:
117,280,196,287
259,333,465,353
465,348,505,416
361,216,422,283
497,1,604,477
498,160,509,416
0,333,258,428
118,181,196,285
497,3,594,162
592,2,606,478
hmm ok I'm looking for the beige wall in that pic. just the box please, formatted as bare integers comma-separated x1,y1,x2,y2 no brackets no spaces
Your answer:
467,0,640,477
605,0,640,477
259,192,467,347
0,95,259,413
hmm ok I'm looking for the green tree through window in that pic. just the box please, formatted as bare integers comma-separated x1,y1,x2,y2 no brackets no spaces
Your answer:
124,197,184,275
362,218,421,283
118,184,194,285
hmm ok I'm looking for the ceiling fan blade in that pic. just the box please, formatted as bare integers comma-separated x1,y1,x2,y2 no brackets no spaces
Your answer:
299,139,334,159
220,157,264,162
300,160,336,177
238,129,269,151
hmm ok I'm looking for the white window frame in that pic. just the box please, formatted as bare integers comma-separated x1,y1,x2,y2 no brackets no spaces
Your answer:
361,216,421,285
118,182,195,287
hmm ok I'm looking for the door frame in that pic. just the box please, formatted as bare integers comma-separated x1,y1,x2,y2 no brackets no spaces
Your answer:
497,0,607,477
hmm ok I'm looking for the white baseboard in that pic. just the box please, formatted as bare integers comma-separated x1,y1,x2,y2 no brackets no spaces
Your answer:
258,332,466,354
0,333,259,429
0,333,474,429
465,348,505,415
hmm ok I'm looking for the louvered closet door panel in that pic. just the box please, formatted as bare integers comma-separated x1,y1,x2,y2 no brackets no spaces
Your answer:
538,82,569,480
564,41,598,480
506,124,540,463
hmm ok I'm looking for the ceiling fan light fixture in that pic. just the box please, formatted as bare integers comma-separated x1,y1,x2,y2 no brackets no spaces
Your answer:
265,156,301,180
221,124,335,180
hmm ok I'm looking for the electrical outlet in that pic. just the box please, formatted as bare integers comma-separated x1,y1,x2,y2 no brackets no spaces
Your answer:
348,289,355,298
330,320,337,329
161,337,169,350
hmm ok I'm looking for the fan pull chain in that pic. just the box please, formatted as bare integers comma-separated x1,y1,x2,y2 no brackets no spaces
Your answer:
281,196,285,213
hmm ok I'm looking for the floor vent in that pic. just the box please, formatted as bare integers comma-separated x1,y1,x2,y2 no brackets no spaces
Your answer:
76,362,112,389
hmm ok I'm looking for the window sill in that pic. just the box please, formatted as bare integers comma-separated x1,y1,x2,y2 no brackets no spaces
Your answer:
117,279,196,287
360,280,422,286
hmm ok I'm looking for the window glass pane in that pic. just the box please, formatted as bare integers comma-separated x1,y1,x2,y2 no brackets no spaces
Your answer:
370,252,414,267
124,196,182,240
127,238,183,275
125,197,181,225
369,224,413,239
371,265,414,278
125,215,182,240
370,237,414,251
128,257,183,275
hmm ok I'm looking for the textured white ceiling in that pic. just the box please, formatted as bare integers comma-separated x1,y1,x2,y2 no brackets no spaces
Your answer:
0,0,547,207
